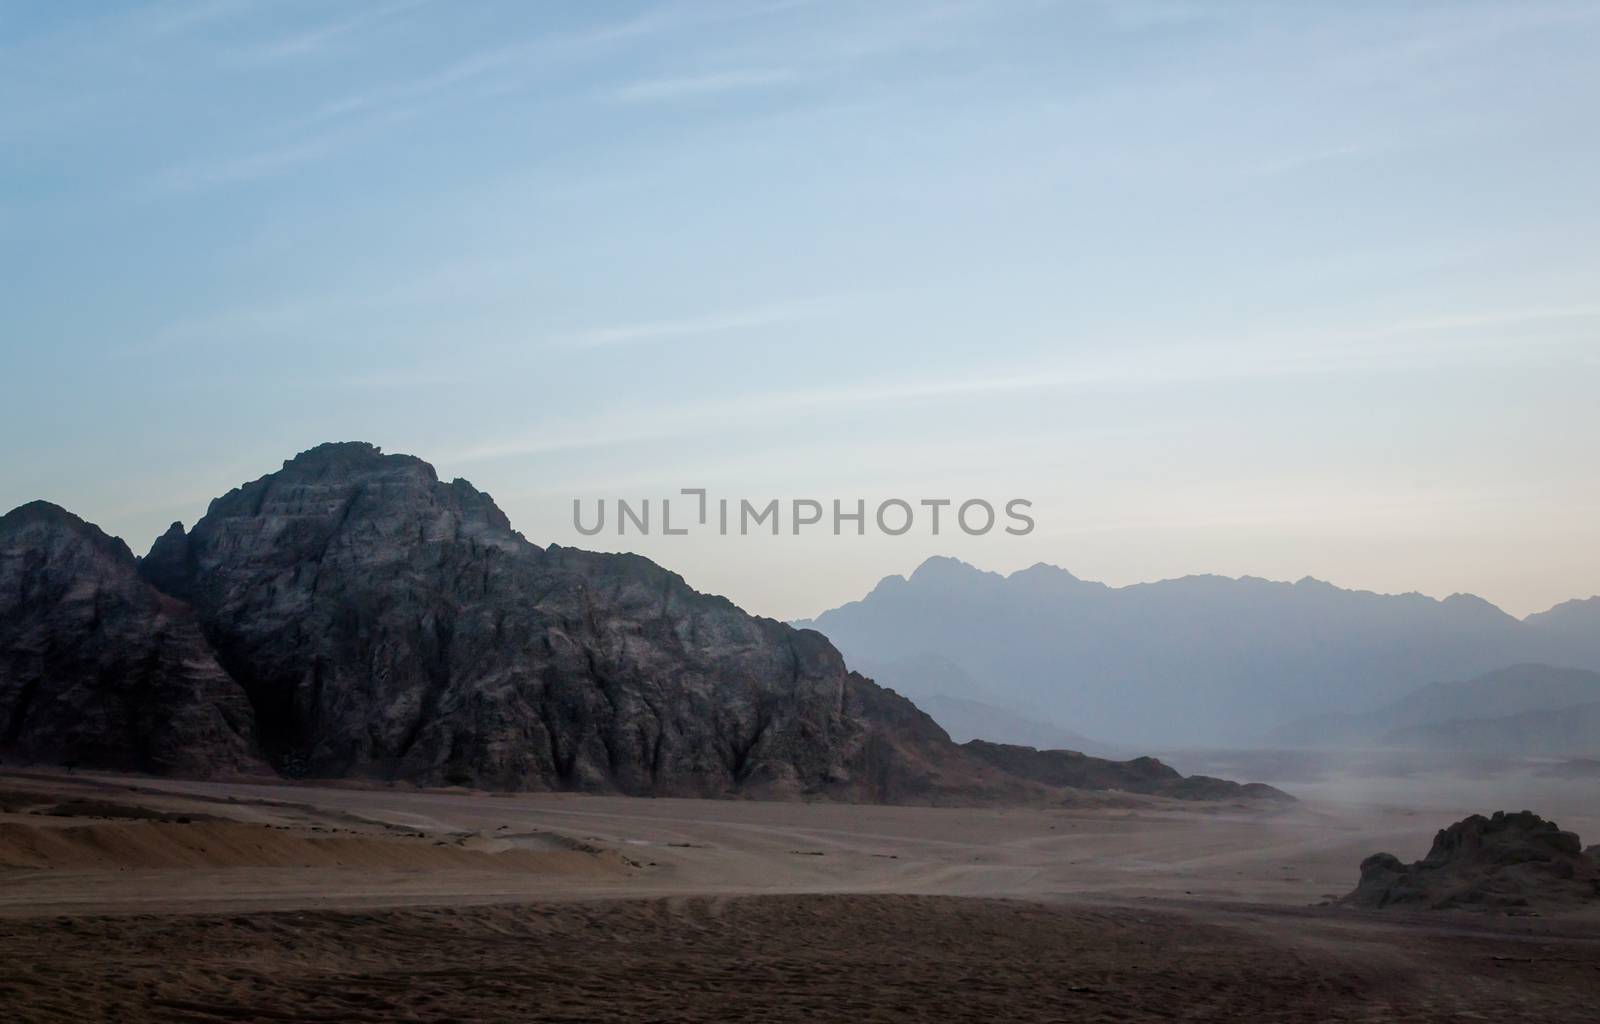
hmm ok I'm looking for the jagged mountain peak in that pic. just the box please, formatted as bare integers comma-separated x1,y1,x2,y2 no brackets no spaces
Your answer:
1009,561,1081,581
1,498,136,564
908,555,996,583
207,442,451,506
1527,595,1600,625
0,500,264,777
283,439,388,466
170,442,523,576
1,498,84,530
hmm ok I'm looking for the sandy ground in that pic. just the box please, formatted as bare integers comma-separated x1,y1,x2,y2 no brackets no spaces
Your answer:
1,768,1597,1021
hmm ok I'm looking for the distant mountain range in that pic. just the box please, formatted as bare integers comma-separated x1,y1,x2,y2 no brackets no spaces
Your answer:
1523,598,1600,665
1271,664,1600,756
0,443,1279,805
797,557,1600,747
842,652,1121,757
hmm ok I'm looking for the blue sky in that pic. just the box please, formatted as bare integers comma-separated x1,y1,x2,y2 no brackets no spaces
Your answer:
3,0,1597,620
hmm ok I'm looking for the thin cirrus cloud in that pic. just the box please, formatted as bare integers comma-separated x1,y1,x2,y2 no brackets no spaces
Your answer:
1248,143,1369,178
555,303,813,350
236,0,433,64
146,137,335,195
296,4,761,129
443,303,1600,464
144,7,706,195
610,68,798,103
133,4,981,197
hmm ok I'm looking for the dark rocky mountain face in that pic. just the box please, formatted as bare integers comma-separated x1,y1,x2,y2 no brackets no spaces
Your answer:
0,502,263,777
800,557,1600,746
134,443,1016,800
1343,811,1600,912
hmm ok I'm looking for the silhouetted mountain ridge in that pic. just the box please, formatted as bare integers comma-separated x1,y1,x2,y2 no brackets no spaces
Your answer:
802,558,1599,746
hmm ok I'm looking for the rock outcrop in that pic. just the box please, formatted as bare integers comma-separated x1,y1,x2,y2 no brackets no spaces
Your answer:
0,502,264,777
961,740,1292,802
1343,811,1600,912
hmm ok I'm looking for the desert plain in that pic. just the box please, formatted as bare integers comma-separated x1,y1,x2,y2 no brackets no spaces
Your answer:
1,760,1597,1023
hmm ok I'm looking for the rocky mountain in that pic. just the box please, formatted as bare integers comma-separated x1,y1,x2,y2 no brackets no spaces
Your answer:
798,557,1600,746
0,502,263,777
1342,811,1600,912
134,443,996,800
1271,664,1600,752
2,443,1280,805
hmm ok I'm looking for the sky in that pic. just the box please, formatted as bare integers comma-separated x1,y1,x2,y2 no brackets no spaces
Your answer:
2,0,1598,622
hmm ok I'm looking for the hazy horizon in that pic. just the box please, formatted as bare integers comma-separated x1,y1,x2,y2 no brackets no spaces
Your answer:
4,1,1598,621
7,456,1595,625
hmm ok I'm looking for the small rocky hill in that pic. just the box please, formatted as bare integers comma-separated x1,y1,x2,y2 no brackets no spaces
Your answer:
962,740,1293,802
1342,811,1600,912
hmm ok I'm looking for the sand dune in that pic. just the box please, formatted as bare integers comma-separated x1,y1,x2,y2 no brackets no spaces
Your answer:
0,820,631,875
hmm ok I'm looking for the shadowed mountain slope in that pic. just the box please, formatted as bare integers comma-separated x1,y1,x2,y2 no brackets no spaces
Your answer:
0,502,263,777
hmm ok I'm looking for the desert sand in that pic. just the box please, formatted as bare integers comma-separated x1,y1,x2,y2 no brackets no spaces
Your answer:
1,767,1597,1022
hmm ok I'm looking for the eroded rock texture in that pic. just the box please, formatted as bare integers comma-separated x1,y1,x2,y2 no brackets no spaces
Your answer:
0,502,263,776
1343,810,1600,911
137,443,1008,800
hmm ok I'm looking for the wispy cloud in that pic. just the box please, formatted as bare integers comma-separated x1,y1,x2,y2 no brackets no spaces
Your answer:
237,0,431,64
442,303,1600,464
612,68,796,103
297,5,701,129
1249,143,1367,178
557,303,808,350
132,0,256,40
137,1,987,195
0,0,251,61
1374,304,1600,335
147,137,334,194
131,256,529,353
143,6,700,195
